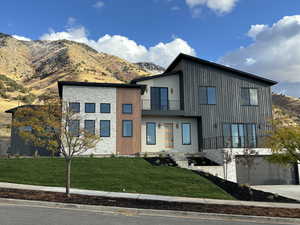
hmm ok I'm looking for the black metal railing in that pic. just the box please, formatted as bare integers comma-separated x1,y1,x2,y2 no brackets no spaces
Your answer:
142,99,181,111
201,136,267,149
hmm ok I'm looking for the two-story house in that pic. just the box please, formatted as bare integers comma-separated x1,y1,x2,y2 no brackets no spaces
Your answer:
16,53,298,185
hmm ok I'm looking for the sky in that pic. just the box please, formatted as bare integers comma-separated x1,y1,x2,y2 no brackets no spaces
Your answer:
1,0,300,96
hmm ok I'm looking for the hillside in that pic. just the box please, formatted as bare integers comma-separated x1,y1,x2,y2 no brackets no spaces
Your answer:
0,33,162,136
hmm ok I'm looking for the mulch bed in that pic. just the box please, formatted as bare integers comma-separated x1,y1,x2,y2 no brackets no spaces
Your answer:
194,171,300,203
0,188,300,218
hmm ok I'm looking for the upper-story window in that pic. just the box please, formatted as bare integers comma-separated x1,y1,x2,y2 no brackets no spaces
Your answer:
85,103,95,113
241,88,258,106
100,103,111,113
69,102,80,113
150,87,168,110
199,86,216,105
122,104,132,114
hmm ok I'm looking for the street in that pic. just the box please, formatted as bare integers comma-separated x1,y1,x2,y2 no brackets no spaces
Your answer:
0,203,294,225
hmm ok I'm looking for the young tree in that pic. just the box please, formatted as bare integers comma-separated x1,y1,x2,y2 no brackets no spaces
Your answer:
14,99,100,197
264,113,300,165
222,149,234,180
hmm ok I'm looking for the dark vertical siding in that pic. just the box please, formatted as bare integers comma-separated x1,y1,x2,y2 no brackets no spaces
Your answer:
181,59,273,138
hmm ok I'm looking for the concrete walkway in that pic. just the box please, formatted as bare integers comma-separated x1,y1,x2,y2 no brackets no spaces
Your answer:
252,185,300,201
0,182,300,209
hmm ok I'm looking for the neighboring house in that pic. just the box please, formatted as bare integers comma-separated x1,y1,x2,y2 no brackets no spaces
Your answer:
5,105,55,156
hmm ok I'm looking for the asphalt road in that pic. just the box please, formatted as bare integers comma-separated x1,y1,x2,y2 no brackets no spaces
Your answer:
0,204,292,225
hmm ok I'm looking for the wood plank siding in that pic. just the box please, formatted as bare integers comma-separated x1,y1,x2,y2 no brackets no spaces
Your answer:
179,59,273,138
116,88,142,155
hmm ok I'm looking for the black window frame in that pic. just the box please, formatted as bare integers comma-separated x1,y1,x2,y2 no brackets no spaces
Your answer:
122,104,133,114
69,102,80,113
182,123,192,145
222,123,257,148
85,103,96,113
122,120,133,137
69,120,80,137
146,122,156,145
241,88,259,106
100,103,111,113
150,87,169,110
84,120,95,135
100,120,111,137
199,86,216,105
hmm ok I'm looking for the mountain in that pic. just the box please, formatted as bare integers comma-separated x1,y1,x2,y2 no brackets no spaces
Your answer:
134,62,165,74
0,33,164,136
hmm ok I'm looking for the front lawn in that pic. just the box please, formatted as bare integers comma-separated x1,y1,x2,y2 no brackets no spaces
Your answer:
0,158,233,200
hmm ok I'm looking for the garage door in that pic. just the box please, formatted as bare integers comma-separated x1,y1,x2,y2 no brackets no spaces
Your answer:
236,155,298,185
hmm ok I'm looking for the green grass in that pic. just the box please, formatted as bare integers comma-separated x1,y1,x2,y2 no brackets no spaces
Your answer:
0,158,233,200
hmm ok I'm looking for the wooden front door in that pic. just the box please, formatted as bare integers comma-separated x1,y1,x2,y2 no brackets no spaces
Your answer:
164,123,174,148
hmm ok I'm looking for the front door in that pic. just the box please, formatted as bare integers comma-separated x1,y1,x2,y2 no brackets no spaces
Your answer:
164,123,174,148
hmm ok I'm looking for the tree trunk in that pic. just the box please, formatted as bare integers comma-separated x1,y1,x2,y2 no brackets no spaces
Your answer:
65,159,72,198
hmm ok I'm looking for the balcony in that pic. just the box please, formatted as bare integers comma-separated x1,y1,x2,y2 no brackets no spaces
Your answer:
142,99,181,111
202,136,266,149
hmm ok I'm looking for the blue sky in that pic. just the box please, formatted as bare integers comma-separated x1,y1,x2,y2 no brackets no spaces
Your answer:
1,0,300,96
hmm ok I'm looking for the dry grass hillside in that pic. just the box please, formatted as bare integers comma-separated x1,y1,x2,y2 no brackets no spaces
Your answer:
0,33,161,136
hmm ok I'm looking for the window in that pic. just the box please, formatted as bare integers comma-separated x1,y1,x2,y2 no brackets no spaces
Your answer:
100,120,110,137
100,103,111,113
199,87,216,105
85,103,95,113
146,123,156,145
150,87,169,110
122,104,132,114
123,120,133,137
182,123,191,145
241,88,258,106
69,120,80,137
84,120,95,135
69,102,80,113
223,123,257,148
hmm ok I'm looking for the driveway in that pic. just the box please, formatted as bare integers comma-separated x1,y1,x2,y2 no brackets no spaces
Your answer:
252,185,300,201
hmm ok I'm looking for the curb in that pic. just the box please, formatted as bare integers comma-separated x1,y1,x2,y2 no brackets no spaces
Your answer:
0,198,299,224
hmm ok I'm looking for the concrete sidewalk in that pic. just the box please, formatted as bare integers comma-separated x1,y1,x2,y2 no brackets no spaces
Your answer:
0,182,300,209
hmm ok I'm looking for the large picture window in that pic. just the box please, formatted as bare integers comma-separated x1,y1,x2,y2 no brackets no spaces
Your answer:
146,122,156,145
100,120,110,137
199,87,216,105
182,123,191,145
223,123,257,148
123,120,133,137
241,88,258,106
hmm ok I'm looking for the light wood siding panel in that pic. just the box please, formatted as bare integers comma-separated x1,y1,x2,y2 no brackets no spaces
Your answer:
116,88,142,155
180,59,273,138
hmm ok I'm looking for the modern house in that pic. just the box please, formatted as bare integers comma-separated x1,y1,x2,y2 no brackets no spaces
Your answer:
6,53,300,185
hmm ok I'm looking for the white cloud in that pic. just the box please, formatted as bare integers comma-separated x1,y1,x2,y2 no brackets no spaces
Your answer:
185,0,238,14
93,1,104,8
12,35,31,41
40,27,196,67
67,17,77,26
220,15,300,83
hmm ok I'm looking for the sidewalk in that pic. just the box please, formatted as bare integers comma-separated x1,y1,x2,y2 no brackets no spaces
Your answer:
0,182,300,209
